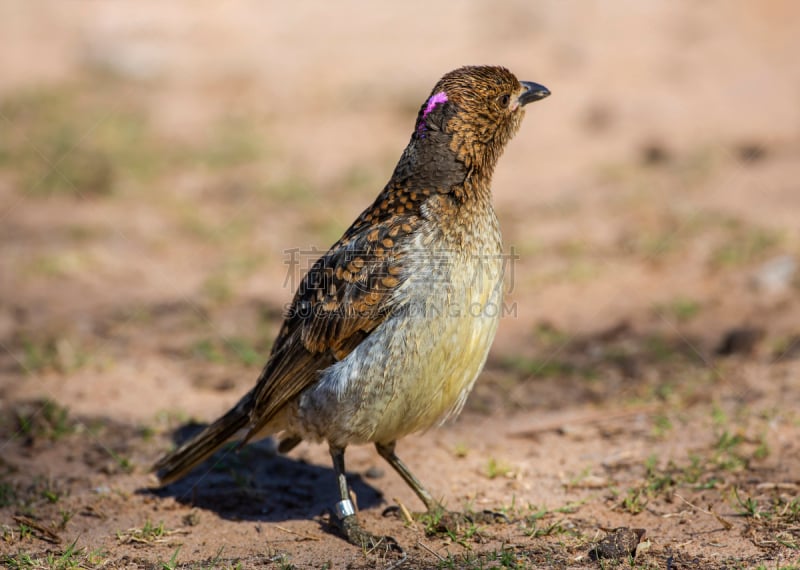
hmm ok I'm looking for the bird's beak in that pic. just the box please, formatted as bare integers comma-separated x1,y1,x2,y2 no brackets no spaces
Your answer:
518,81,551,106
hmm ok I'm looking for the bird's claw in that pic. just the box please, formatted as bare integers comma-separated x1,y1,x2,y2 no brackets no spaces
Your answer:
333,514,405,558
381,505,403,518
383,505,510,534
473,509,511,524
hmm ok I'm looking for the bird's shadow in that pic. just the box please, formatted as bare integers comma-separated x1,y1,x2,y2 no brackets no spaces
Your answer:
146,423,385,523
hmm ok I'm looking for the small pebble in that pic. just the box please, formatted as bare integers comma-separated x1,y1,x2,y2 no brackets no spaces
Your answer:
751,255,796,293
364,466,384,479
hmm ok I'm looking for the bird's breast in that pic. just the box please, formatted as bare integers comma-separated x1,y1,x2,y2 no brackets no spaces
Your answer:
294,204,504,447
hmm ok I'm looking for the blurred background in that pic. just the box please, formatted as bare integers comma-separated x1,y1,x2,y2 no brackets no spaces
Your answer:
1,2,799,566
2,1,798,418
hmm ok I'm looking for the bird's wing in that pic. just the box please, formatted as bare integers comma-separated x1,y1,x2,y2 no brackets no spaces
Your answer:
243,208,424,441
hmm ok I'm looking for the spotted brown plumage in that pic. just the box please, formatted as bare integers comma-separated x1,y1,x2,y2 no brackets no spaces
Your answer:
153,65,550,549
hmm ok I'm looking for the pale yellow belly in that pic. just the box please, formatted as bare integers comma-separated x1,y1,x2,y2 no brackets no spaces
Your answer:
293,246,503,448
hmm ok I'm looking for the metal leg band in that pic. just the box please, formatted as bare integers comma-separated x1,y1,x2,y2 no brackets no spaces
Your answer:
334,499,356,519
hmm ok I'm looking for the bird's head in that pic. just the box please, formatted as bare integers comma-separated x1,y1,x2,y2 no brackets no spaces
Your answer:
413,66,549,177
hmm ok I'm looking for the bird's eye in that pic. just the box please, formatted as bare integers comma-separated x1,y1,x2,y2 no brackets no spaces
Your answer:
498,93,511,108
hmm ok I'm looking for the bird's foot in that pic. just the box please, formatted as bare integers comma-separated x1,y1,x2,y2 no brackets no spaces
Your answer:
469,509,511,524
329,507,405,559
383,504,509,536
418,507,509,536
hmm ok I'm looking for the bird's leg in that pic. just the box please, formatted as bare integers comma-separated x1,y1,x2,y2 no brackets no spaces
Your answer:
377,441,508,532
375,441,438,511
330,445,355,517
329,446,403,555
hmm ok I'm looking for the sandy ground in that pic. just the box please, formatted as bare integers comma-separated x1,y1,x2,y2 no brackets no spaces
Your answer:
1,2,800,568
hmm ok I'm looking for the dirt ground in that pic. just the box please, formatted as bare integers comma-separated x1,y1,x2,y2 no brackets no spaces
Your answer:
2,2,800,568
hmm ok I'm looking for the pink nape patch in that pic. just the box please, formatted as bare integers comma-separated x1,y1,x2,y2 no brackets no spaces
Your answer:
422,91,448,119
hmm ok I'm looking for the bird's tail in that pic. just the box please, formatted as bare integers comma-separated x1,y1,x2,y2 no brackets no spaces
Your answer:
153,391,253,486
